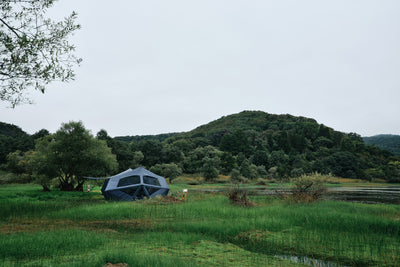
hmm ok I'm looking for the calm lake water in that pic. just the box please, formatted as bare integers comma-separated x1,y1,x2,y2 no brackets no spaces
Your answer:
326,186,400,204
190,186,400,205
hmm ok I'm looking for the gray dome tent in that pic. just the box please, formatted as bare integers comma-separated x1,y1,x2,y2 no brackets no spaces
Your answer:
87,167,169,201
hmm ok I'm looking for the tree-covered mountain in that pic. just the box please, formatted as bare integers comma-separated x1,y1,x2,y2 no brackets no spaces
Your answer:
0,122,34,165
2,111,400,183
0,122,49,166
115,133,179,143
363,135,400,157
114,111,400,182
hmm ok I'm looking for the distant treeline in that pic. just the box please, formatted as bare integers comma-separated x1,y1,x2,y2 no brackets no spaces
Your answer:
363,134,400,157
1,111,400,182
115,133,179,143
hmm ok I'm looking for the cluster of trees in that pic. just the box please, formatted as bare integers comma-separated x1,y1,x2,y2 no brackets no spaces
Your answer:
2,111,400,191
2,121,117,191
110,111,399,182
363,134,400,157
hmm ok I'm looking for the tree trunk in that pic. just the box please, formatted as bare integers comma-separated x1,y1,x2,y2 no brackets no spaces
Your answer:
60,182,74,191
74,181,84,191
42,185,50,192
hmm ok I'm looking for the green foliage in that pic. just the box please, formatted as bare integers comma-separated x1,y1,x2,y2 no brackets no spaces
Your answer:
201,157,219,180
289,175,327,203
0,122,34,166
227,184,254,207
1,185,400,266
229,168,242,182
363,134,400,157
3,111,400,183
220,129,252,155
150,163,182,183
0,0,81,106
111,111,400,181
31,121,118,191
219,152,236,175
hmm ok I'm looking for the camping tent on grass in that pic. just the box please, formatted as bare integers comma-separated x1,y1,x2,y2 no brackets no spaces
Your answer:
86,167,169,201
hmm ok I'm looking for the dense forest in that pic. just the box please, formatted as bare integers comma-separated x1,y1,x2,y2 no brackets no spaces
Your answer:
1,111,400,184
363,134,400,157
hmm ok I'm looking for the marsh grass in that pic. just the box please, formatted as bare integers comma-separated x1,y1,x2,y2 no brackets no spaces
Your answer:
1,184,399,266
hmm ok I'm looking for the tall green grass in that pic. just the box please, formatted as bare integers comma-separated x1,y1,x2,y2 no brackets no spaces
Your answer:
1,185,399,266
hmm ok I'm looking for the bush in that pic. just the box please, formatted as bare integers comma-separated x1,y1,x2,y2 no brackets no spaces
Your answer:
290,175,327,203
226,184,254,207
230,168,242,182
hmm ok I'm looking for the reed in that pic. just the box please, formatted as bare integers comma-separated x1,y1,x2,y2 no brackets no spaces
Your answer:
1,185,399,266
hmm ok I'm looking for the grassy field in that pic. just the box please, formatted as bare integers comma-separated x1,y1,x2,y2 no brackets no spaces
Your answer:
1,183,400,266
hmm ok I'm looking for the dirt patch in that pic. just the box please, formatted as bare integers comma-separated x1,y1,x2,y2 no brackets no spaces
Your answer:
162,195,185,203
235,229,275,241
0,218,153,234
103,263,128,267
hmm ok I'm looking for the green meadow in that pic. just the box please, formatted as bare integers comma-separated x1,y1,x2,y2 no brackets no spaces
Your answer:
1,184,400,266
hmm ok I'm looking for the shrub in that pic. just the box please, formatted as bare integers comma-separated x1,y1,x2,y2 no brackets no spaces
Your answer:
226,184,254,207
290,175,327,203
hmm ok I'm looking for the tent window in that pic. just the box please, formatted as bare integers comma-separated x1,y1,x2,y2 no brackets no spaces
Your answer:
143,176,160,186
118,175,141,187
120,187,139,196
146,187,159,195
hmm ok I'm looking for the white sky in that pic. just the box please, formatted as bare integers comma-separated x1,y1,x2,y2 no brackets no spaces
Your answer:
1,0,400,137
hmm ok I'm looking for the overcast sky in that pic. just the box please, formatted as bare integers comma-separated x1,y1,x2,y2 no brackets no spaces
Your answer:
1,0,399,137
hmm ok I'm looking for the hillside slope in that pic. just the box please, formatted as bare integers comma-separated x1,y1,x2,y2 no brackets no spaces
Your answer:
0,122,33,165
363,134,400,157
2,111,400,182
133,111,399,182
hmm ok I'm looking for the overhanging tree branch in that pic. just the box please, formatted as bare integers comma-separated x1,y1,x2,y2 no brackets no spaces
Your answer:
0,17,21,38
0,0,81,107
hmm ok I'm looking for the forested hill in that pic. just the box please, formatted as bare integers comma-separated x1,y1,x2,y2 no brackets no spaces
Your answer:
0,122,33,165
115,133,178,143
186,111,318,135
0,122,49,166
1,111,400,182
363,135,400,157
115,111,399,182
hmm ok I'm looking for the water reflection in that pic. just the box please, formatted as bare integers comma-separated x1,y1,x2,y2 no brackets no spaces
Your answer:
190,186,400,204
326,186,400,204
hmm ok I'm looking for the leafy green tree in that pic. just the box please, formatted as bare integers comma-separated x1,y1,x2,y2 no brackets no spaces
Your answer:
130,151,144,169
183,145,221,174
220,129,252,156
230,168,242,182
252,150,269,167
313,136,334,149
150,163,182,183
321,151,361,178
239,159,258,179
269,150,289,167
97,129,133,171
274,131,290,153
162,144,184,164
219,152,236,175
31,121,118,191
317,124,331,139
31,129,50,140
256,165,267,178
202,157,219,180
6,150,33,175
0,122,34,165
29,137,57,191
138,140,163,167
170,139,194,154
0,0,81,106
